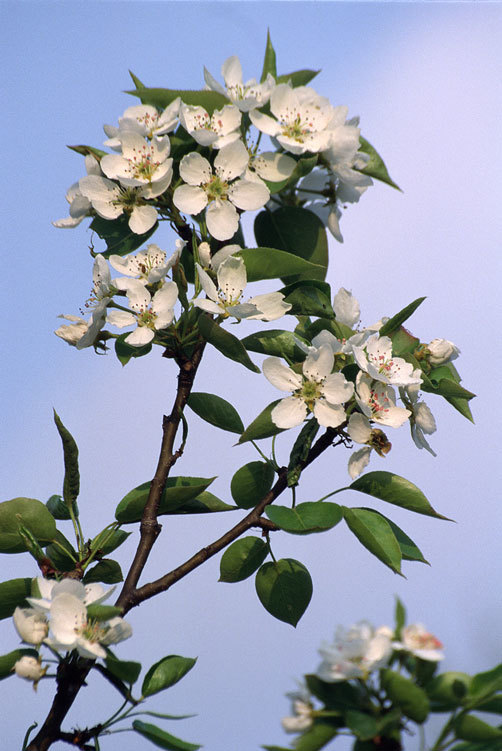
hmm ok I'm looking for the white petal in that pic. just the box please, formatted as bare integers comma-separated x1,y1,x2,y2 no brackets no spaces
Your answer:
195,263,219,302
193,299,223,315
303,345,334,382
79,174,119,202
126,327,154,346
228,179,269,210
214,140,249,181
106,310,136,328
129,205,158,234
246,292,291,321
333,287,360,328
217,256,247,301
313,400,346,428
249,110,281,137
173,184,208,216
321,373,354,404
271,397,307,428
210,244,241,270
348,447,372,479
221,55,243,87
262,358,302,392
127,281,151,312
253,151,296,182
179,152,212,185
347,413,372,444
50,594,86,644
206,200,239,241
203,66,226,96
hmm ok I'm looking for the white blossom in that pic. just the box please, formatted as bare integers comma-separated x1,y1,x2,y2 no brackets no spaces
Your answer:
103,100,180,150
179,103,241,149
355,372,411,429
13,607,49,645
73,255,113,350
282,684,314,733
173,141,269,241
317,621,393,682
427,338,460,366
333,287,360,328
246,151,297,185
109,241,184,286
27,578,114,612
204,55,275,112
197,242,241,271
53,154,101,228
263,346,354,429
79,174,163,234
100,132,173,190
14,655,47,686
346,413,392,479
353,335,422,387
401,371,437,456
107,279,178,346
393,623,444,662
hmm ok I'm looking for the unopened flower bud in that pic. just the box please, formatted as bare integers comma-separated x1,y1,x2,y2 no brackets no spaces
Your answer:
427,338,460,366
13,607,49,645
14,655,47,687
198,242,211,268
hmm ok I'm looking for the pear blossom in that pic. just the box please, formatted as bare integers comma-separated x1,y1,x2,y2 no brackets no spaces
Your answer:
173,140,269,241
346,413,392,479
282,685,314,733
401,372,437,456
100,132,173,190
78,174,163,234
323,110,373,189
109,241,184,286
194,256,290,322
355,372,411,429
249,83,335,155
333,287,360,328
263,346,354,429
204,55,275,112
54,314,89,347
353,334,422,387
179,103,241,148
393,623,444,662
27,578,115,612
63,255,113,351
14,655,47,686
107,279,178,345
103,100,180,150
13,607,49,645
197,242,241,271
317,621,393,682
427,338,460,366
246,151,297,185
53,154,101,228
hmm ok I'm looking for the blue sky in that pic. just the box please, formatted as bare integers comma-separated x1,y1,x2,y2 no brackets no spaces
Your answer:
1,3,501,750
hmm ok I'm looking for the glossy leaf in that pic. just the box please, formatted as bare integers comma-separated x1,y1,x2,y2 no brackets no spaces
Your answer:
237,247,322,282
142,655,197,697
219,536,268,583
358,136,401,190
0,578,32,620
455,715,502,742
254,206,328,284
238,400,285,444
381,669,430,722
368,510,429,563
349,471,448,519
266,502,342,535
53,410,80,511
255,558,312,626
133,721,201,751
198,315,260,373
0,648,38,680
105,653,141,685
115,476,216,523
241,329,305,361
260,30,277,81
343,507,402,575
115,333,152,366
46,530,78,572
90,528,131,557
90,214,157,258
283,284,334,319
187,392,244,434
165,491,235,515
0,498,57,554
379,297,426,337
83,559,123,584
230,461,275,509
127,85,227,113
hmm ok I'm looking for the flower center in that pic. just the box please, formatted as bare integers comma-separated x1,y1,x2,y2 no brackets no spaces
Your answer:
137,308,158,330
368,388,391,416
204,175,229,202
125,143,162,181
296,379,323,410
77,619,107,643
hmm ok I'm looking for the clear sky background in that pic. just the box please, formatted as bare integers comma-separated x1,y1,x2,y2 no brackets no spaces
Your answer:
1,2,501,750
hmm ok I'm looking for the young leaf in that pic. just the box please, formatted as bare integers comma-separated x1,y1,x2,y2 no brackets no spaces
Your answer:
142,655,197,697
261,30,277,82
358,136,401,190
166,491,235,515
219,537,268,583
133,721,201,751
379,297,426,337
90,528,131,557
454,715,502,742
349,471,449,519
230,461,275,509
90,214,157,258
283,284,334,319
115,333,152,366
345,710,379,741
287,419,320,486
53,410,80,511
241,329,306,361
198,315,260,373
0,498,57,554
255,558,313,627
115,477,216,523
469,664,502,700
276,69,321,87
67,144,107,160
394,596,407,635
381,669,430,722
266,502,343,535
105,653,142,685
237,247,323,282
46,530,78,572
238,400,285,444
46,494,74,520
290,722,339,751
83,559,123,584
126,86,227,114
343,507,402,575
187,392,244,434
0,578,32,620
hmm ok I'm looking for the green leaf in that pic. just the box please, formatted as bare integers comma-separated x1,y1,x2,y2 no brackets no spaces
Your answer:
394,596,406,634
305,673,361,709
266,502,342,535
197,315,260,373
142,655,197,697
455,714,502,741
46,494,73,521
53,410,80,512
379,297,426,337
287,419,320,486
90,528,131,557
368,510,429,563
126,85,227,114
86,604,122,621
128,69,146,89
358,136,401,190
115,332,152,366
83,559,123,584
0,498,57,554
276,69,321,87
187,392,244,434
67,144,108,160
133,721,201,751
255,558,312,626
105,653,141,685
349,471,448,519
260,30,277,82
90,215,157,258
346,710,378,741
46,530,78,572
230,461,275,509
0,649,38,680
282,283,334,319
219,537,268,583
427,672,472,708
450,741,502,751
0,578,32,620
165,490,235,515
470,665,502,700
343,507,402,575
238,247,323,282
381,669,430,722
390,326,420,357
254,206,328,284
306,317,355,344
115,476,216,523
241,329,306,361
238,400,285,443
292,722,338,751
475,696,502,714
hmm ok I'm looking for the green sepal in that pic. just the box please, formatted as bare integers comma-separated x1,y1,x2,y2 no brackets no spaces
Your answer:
358,136,401,190
115,476,217,523
381,669,430,722
255,558,312,627
115,332,153,366
86,604,123,621
126,86,227,114
142,655,197,697
219,536,268,583
67,144,107,161
231,461,275,509
53,410,80,512
260,30,277,82
237,247,323,282
241,329,306,361
379,297,426,337
105,652,141,685
187,392,244,434
454,714,502,742
343,506,403,575
83,559,123,584
287,418,320,486
238,400,285,444
266,502,342,535
0,578,32,620
349,470,449,519
133,721,201,751
254,206,328,284
198,315,260,373
0,498,57,554
90,215,157,258
0,648,39,680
